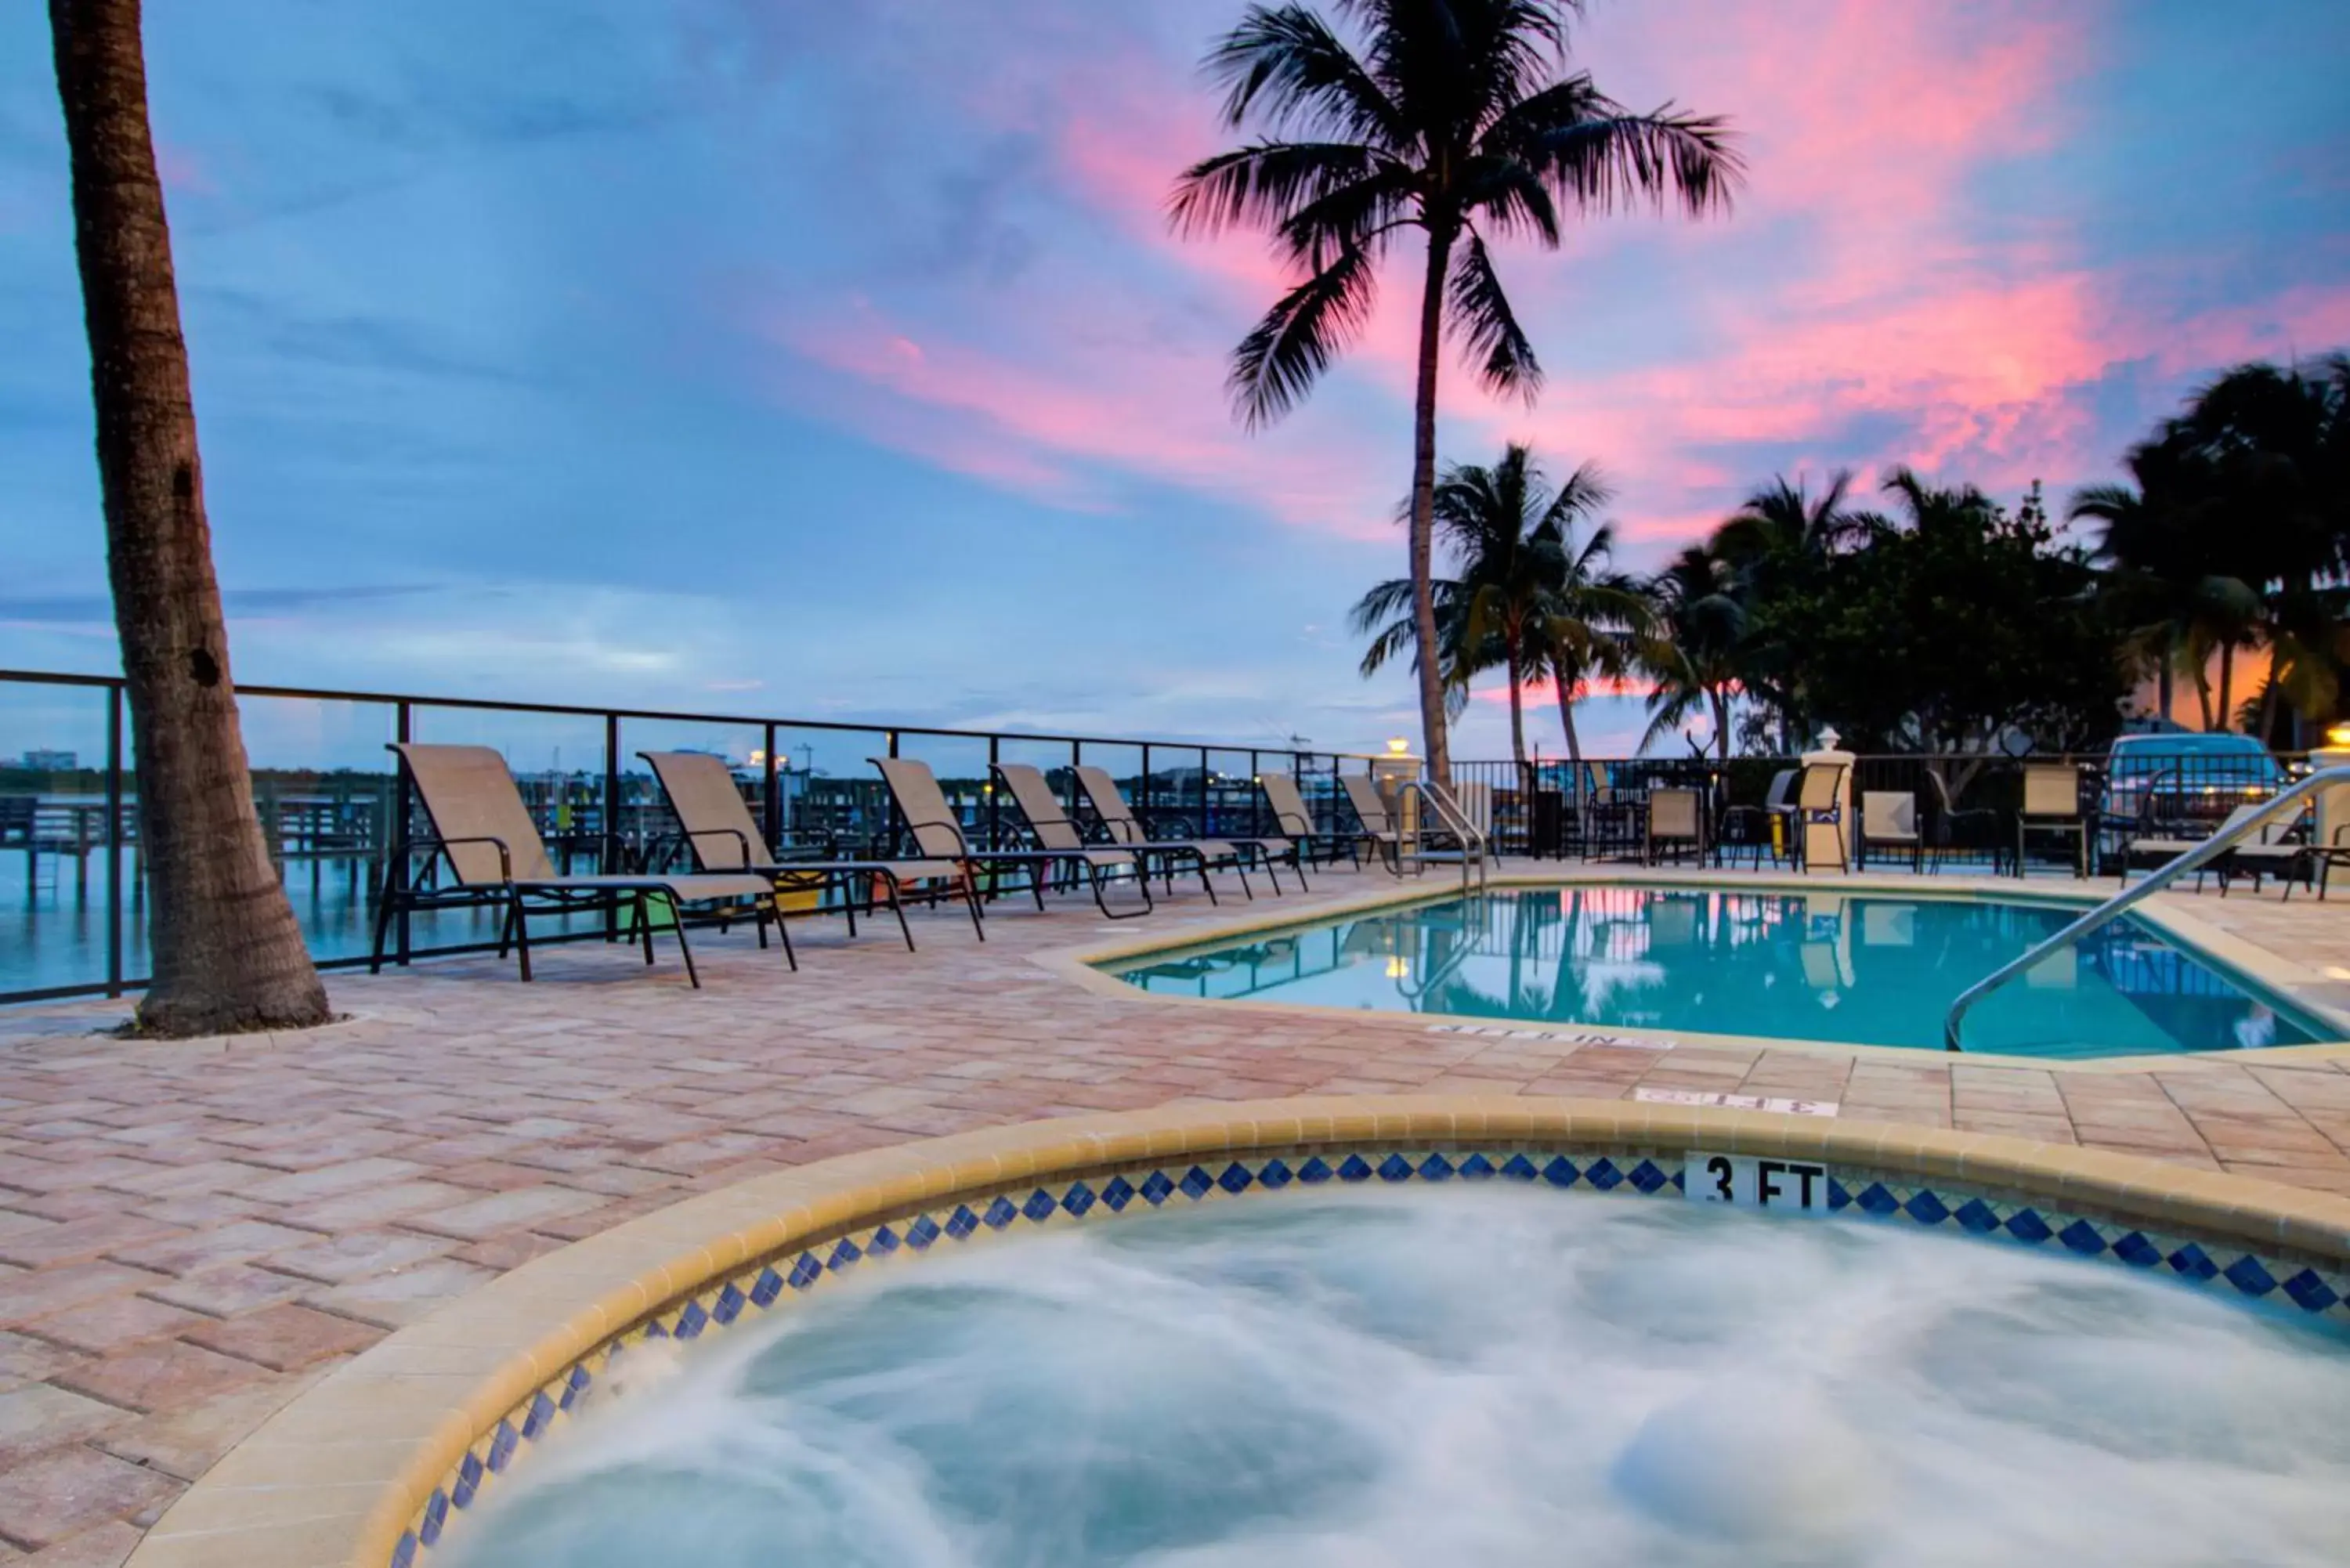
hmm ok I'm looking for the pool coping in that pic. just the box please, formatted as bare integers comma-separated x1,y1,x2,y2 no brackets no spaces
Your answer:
1035,867,2350,1071
121,1093,2350,1568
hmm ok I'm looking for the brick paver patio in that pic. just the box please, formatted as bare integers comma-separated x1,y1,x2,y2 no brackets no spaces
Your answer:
1,863,2345,1561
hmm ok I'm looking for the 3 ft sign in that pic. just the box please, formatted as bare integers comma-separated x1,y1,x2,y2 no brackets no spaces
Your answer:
1683,1151,1832,1214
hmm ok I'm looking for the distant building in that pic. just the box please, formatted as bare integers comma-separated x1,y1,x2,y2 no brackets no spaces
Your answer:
13,750,76,771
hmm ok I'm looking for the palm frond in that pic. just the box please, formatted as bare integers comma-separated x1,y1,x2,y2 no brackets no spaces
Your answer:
1446,233,1540,399
1229,243,1379,428
1204,5,1407,145
1507,95,1744,219
1169,141,1394,239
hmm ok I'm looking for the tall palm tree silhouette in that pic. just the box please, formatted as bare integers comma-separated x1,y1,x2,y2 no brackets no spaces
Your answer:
1172,0,1741,782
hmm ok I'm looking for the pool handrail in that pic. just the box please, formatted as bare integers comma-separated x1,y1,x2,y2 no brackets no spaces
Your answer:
1397,779,1490,891
1943,764,2350,1051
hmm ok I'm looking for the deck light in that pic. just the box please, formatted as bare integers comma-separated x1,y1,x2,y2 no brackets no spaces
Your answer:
2327,721,2350,748
1386,736,1410,754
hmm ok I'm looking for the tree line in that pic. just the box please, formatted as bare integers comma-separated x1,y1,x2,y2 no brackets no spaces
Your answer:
1349,352,2350,769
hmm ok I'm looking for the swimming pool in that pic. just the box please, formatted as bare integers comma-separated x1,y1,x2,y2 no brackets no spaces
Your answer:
449,1189,2350,1567
1100,886,2327,1057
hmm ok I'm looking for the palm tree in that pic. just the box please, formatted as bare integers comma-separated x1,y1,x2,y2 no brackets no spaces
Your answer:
2171,356,2350,742
1709,470,1858,747
49,0,328,1035
2072,433,2230,728
1638,545,1744,760
1172,0,1741,783
1535,492,1647,772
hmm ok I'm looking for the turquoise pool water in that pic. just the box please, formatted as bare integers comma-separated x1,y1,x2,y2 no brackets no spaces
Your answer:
1102,887,2329,1057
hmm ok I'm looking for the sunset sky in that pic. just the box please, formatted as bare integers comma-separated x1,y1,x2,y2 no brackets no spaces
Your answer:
2,0,2345,763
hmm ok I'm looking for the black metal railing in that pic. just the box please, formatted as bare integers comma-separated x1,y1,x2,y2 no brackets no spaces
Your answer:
1450,746,2321,866
0,668,1384,1003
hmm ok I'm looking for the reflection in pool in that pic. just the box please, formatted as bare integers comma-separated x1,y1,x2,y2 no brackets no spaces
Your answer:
1103,887,2324,1057
451,1190,2350,1567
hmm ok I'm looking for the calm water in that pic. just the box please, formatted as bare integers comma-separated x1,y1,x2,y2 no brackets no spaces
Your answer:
451,1190,2350,1567
1104,887,2326,1058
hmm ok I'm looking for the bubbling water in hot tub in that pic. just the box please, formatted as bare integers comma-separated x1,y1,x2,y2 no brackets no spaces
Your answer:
453,1188,2350,1567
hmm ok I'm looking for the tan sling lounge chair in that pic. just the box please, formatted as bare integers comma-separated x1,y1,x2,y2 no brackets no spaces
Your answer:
989,763,1155,917
1339,772,1408,873
372,743,779,987
1259,772,1350,873
642,750,978,953
874,757,1141,929
1071,764,1265,901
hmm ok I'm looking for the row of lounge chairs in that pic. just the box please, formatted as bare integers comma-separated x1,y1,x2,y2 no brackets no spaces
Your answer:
368,746,1393,987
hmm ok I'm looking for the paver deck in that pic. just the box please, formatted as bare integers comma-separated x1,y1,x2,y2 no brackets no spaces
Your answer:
2,861,2346,1562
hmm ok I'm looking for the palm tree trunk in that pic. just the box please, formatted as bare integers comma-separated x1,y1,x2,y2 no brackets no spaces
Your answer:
2218,644,2236,733
50,0,329,1036
2157,633,2174,727
1408,223,1454,786
1555,675,1584,771
1506,643,1528,781
1710,688,1730,763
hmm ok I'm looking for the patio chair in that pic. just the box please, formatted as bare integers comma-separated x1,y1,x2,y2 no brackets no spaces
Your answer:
1644,787,1706,866
1339,773,1408,873
642,750,978,953
1859,790,1923,873
988,763,1155,918
1794,760,1849,871
1071,764,1266,900
2017,764,2088,878
1260,773,1353,871
373,743,781,988
1716,768,1798,869
1924,768,2005,873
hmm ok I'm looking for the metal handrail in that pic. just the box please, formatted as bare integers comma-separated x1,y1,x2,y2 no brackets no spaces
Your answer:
1398,780,1490,891
1943,764,2350,1050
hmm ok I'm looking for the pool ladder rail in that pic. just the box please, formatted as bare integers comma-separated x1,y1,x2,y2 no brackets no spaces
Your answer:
1395,780,1491,892
1943,764,2350,1051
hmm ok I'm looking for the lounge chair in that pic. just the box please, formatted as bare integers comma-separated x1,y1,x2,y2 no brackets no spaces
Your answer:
1070,764,1267,899
1645,787,1706,865
641,750,978,952
1794,760,1849,871
1260,773,1352,871
1859,790,1923,873
988,762,1155,917
372,743,781,987
2120,800,2271,893
1339,773,1408,873
870,757,1129,930
2018,764,2088,878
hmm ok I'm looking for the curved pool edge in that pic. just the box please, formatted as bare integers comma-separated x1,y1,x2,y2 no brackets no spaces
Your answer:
1036,867,2350,1070
123,1094,2350,1568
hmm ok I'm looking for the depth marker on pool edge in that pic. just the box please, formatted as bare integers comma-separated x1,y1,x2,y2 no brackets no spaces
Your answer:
1634,1087,1841,1118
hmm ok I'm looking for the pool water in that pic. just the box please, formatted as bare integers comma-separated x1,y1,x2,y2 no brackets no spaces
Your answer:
1103,887,2325,1057
453,1190,2350,1567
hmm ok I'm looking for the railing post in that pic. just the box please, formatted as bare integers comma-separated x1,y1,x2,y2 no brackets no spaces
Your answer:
1196,747,1209,835
986,736,1001,851
762,722,780,854
1250,750,1263,837
1140,743,1152,817
393,700,413,966
602,713,622,940
105,682,123,998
